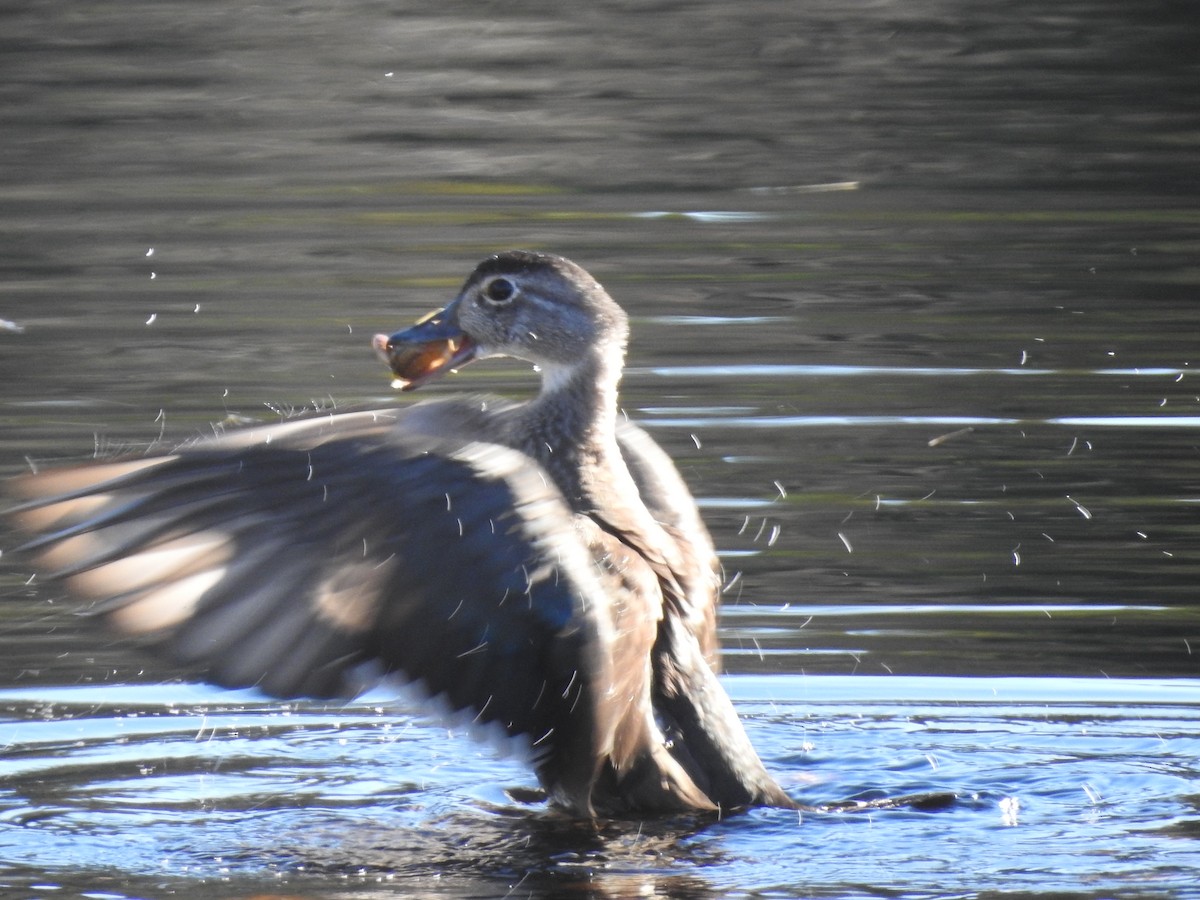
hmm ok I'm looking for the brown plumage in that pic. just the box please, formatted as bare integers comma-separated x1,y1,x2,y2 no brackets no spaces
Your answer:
6,251,795,817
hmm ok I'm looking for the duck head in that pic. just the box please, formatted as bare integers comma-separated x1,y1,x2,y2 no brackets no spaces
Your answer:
373,251,628,392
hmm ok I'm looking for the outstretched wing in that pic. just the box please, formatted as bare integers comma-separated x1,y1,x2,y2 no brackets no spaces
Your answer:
6,420,613,796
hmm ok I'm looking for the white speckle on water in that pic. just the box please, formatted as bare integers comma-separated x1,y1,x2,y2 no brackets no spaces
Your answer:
999,796,1020,826
1066,496,1092,520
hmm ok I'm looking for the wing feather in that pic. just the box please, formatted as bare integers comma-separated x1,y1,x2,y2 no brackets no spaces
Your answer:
6,421,613,801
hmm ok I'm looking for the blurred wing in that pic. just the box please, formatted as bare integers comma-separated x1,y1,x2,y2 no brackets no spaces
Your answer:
7,426,611,775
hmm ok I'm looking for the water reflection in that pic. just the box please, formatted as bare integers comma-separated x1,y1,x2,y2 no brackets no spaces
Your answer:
2,676,1197,897
650,364,1191,378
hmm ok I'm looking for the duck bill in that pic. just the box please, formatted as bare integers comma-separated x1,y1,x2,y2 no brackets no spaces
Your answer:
372,304,478,392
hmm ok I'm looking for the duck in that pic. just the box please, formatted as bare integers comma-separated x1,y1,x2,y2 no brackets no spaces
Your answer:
7,250,796,817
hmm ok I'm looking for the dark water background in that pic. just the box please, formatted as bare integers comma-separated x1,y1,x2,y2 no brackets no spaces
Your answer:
2,1,1199,897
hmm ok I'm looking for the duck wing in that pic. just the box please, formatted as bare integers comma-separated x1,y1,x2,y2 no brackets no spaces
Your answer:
615,421,721,667
6,411,616,806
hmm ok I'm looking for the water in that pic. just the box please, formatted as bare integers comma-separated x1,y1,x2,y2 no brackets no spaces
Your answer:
0,678,1197,897
2,0,1199,897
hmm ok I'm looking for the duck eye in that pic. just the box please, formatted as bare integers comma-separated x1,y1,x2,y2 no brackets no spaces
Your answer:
481,277,517,307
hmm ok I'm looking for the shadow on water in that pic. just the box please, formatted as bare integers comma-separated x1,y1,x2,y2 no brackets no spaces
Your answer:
274,810,732,898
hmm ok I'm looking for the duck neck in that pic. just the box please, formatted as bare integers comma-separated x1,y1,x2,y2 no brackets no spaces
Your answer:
517,347,626,513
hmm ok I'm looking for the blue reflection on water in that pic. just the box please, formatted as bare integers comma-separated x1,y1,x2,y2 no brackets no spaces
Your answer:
0,675,1197,896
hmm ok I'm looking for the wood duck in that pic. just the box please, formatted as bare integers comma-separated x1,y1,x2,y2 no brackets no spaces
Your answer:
8,251,795,817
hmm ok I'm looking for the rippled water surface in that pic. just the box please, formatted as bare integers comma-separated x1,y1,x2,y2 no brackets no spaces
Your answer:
2,1,1199,897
